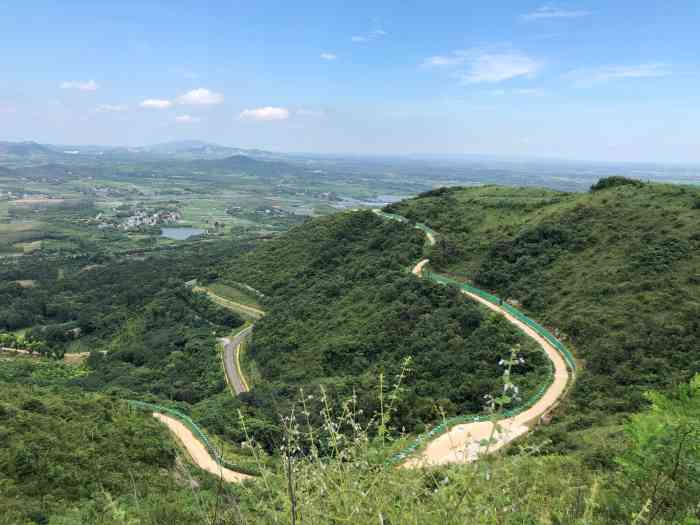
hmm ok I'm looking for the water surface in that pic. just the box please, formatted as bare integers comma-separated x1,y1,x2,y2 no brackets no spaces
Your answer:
160,227,205,240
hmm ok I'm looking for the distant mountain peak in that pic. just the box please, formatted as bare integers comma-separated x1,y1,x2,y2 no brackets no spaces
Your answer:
0,141,56,157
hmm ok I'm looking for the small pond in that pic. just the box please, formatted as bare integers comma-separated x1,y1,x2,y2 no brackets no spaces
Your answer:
160,227,205,240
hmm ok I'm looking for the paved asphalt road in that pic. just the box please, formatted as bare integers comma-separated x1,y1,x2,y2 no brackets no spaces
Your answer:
221,325,254,394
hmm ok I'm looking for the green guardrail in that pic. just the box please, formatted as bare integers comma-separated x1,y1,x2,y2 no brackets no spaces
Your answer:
390,362,554,463
128,400,259,476
375,209,576,463
424,271,576,373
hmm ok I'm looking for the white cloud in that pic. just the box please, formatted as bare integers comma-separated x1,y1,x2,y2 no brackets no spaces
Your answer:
239,106,290,121
60,80,99,91
296,107,325,117
177,88,224,105
461,50,542,83
565,63,671,86
424,48,542,83
320,52,337,61
175,114,200,123
423,55,466,68
513,88,547,96
351,29,387,43
490,88,547,96
140,99,173,109
522,4,591,21
96,104,128,112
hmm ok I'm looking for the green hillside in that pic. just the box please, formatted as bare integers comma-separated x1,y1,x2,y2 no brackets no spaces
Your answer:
222,210,549,442
1,180,699,523
0,382,243,525
387,179,700,456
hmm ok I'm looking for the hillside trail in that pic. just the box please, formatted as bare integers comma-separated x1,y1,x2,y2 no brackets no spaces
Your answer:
193,286,265,320
376,209,572,467
153,413,252,483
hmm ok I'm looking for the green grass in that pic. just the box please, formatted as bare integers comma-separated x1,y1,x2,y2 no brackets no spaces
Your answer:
238,339,263,388
206,282,262,309
10,328,27,339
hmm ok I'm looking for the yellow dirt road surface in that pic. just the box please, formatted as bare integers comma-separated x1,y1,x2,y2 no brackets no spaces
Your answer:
153,413,252,483
405,243,570,467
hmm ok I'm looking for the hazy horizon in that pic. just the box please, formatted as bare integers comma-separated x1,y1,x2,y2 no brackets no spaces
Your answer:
6,138,700,169
2,1,699,163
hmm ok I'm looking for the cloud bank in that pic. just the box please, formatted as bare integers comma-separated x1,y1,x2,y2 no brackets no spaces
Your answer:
425,48,542,83
175,114,200,123
566,63,671,86
522,4,591,21
239,106,290,121
60,80,99,91
140,99,173,109
351,29,387,43
96,104,128,112
177,88,224,105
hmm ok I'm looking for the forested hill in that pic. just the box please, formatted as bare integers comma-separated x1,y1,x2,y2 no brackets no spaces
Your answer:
220,211,548,436
387,179,700,457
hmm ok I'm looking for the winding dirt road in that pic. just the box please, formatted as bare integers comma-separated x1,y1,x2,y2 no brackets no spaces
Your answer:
404,243,571,467
194,287,265,320
151,209,570,478
153,413,252,483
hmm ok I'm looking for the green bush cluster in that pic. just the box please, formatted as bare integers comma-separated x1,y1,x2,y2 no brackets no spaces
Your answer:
590,175,645,191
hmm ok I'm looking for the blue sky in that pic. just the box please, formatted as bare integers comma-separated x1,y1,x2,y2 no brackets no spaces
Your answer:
1,1,699,162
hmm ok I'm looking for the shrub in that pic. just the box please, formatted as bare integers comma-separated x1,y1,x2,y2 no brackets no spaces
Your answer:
590,176,644,192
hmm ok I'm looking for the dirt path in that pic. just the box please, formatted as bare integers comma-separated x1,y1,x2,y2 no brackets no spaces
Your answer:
404,227,571,467
153,413,252,483
195,287,265,320
412,259,430,276
1,347,103,364
0,347,30,355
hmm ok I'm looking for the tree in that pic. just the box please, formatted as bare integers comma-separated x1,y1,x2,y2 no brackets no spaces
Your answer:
615,374,700,523
590,176,644,192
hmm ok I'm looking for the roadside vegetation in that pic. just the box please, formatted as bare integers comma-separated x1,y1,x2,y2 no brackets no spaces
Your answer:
3,364,697,524
388,179,700,465
219,211,549,451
